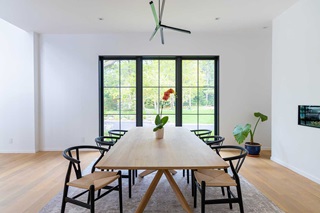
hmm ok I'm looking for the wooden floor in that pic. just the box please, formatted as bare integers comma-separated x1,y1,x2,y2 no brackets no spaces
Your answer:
0,150,319,213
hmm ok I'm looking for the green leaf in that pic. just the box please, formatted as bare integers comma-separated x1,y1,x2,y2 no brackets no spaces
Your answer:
254,112,268,122
153,124,163,132
233,124,251,144
160,116,169,126
155,114,161,125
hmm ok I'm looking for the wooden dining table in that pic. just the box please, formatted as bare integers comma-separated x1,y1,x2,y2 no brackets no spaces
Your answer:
96,126,228,213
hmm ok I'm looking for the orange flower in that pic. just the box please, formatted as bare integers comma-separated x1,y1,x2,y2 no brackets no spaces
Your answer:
154,88,176,132
166,88,174,94
162,91,170,101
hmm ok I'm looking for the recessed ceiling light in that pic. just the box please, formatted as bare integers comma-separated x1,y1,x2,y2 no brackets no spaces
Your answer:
98,18,104,21
215,17,220,21
263,26,268,29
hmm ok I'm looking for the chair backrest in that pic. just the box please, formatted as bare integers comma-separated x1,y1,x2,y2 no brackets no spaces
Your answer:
62,145,109,182
190,129,212,138
108,129,128,138
200,135,225,147
95,136,119,149
211,145,247,182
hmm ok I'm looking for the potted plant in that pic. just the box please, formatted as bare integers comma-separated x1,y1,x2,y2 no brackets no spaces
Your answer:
153,88,175,139
233,112,268,156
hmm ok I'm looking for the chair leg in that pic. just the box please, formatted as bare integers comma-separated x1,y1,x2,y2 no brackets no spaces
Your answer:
227,186,232,209
61,185,69,213
128,170,132,198
118,173,123,213
221,186,225,196
201,181,206,213
191,170,195,197
132,170,135,185
194,181,197,208
89,185,95,213
237,184,244,213
187,169,190,184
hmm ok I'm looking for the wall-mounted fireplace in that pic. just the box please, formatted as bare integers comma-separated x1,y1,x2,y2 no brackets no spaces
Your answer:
298,105,320,128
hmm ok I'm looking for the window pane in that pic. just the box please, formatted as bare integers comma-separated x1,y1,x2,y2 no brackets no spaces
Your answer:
143,88,159,115
160,60,175,87
104,115,119,135
121,88,136,114
199,115,214,132
121,60,136,87
199,60,215,86
104,60,119,87
104,88,119,113
121,115,136,129
182,88,198,114
199,88,215,111
182,60,197,86
143,60,159,86
182,115,198,130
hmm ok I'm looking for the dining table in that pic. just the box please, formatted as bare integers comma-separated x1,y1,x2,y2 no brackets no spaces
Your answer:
96,126,228,213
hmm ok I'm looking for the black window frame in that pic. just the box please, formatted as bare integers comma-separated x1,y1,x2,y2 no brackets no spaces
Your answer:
98,56,220,136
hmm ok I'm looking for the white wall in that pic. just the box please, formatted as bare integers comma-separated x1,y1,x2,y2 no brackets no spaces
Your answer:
272,0,320,184
0,19,39,153
39,31,272,151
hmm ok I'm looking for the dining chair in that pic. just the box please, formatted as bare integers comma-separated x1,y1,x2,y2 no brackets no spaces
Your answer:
190,135,225,196
190,129,212,138
108,129,138,181
108,129,128,140
94,135,119,151
184,129,213,184
200,135,225,148
192,145,247,213
61,145,123,213
95,134,134,198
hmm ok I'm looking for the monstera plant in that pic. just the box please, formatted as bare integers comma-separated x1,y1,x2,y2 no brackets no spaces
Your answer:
233,112,268,156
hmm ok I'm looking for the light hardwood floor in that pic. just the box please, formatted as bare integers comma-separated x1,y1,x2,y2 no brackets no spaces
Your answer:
0,150,319,213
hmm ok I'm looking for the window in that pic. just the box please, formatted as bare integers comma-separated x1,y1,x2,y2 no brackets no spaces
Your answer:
99,56,219,136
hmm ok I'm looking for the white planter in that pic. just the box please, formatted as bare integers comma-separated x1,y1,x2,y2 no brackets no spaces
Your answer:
155,128,164,139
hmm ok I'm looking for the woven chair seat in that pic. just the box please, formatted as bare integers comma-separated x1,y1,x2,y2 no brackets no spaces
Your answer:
195,169,237,187
67,171,119,190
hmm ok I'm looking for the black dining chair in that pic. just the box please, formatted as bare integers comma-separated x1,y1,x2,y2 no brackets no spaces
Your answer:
184,129,213,184
95,135,134,198
190,135,225,196
108,129,128,140
61,145,123,213
190,129,212,138
192,145,247,213
200,135,225,148
109,129,138,182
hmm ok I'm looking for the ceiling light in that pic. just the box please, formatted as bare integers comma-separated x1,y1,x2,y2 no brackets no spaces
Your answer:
149,0,191,45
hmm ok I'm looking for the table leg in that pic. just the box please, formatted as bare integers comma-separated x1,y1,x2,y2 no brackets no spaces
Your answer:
139,169,177,178
135,170,164,213
139,170,156,177
164,170,192,213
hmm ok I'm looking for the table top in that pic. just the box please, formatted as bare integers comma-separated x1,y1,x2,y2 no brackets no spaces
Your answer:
96,127,228,170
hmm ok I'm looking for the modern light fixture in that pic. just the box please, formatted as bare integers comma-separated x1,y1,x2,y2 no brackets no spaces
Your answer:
149,0,191,44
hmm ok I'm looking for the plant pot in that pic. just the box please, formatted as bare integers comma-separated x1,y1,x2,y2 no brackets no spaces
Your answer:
155,128,164,139
244,142,261,157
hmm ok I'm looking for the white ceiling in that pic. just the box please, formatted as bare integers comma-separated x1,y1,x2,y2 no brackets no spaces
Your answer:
0,0,298,34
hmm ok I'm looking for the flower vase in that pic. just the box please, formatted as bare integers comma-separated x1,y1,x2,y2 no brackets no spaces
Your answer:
155,128,164,139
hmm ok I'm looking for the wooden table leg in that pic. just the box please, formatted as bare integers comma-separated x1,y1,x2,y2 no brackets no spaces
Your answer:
135,170,164,213
139,170,156,177
164,170,192,213
139,169,177,177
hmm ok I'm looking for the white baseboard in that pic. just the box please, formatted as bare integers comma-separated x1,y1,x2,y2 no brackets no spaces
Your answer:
271,156,320,184
0,150,36,153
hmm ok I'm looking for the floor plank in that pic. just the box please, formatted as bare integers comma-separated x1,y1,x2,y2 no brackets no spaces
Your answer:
0,150,319,212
